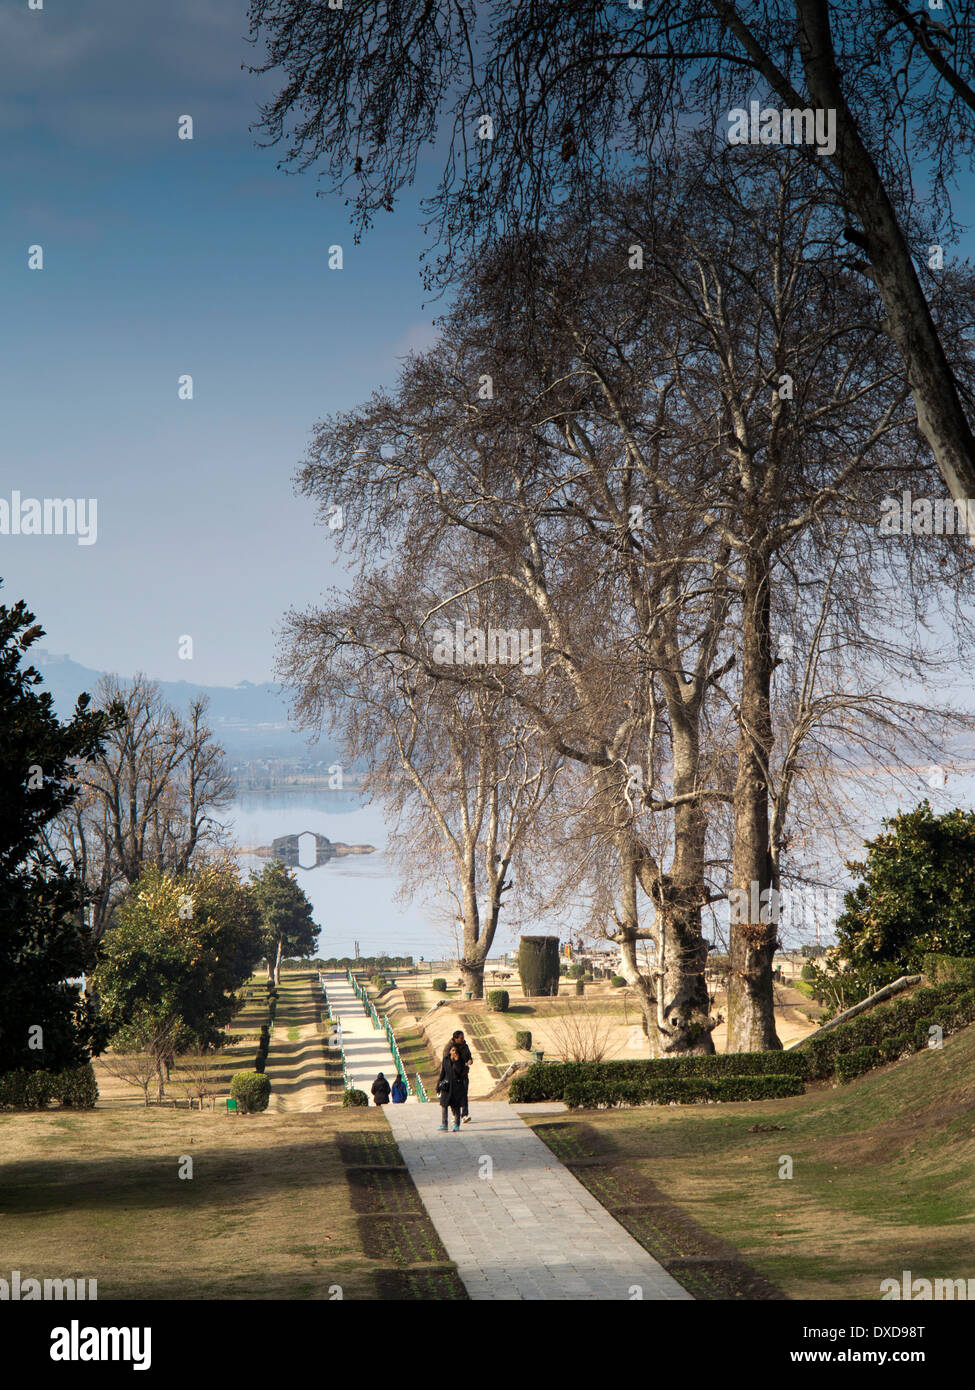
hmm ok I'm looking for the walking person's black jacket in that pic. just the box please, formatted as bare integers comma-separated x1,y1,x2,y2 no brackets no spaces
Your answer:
371,1074,391,1105
436,1056,469,1110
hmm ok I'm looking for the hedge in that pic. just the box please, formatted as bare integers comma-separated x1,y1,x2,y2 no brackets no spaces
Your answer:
610,976,626,988
230,1071,271,1113
342,1088,369,1107
431,978,447,992
563,1074,805,1109
515,1030,532,1051
0,1064,98,1111
799,980,975,1081
835,1045,879,1083
509,1051,809,1103
487,989,510,1012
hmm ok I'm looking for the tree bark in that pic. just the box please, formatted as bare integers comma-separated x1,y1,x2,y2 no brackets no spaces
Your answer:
728,547,781,1051
795,0,975,521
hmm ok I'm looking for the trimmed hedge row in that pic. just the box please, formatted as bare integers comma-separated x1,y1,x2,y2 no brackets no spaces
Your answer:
0,1063,98,1110
800,982,975,1081
563,1075,804,1109
509,1051,809,1103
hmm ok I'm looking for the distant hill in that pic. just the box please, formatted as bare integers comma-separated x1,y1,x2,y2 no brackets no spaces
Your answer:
32,650,339,762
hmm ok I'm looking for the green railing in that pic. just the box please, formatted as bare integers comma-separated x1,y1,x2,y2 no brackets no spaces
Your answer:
414,1073,428,1103
383,1015,411,1091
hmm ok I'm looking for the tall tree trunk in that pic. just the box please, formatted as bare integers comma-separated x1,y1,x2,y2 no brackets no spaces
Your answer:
459,960,485,998
795,0,975,517
728,547,781,1051
660,714,717,1054
273,937,284,987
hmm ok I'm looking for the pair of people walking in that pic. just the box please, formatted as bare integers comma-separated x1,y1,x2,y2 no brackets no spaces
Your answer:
371,1072,408,1105
436,1030,472,1131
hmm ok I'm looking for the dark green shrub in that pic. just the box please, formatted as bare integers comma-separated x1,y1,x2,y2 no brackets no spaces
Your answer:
57,1064,98,1109
835,1046,878,1083
342,1087,369,1107
509,1051,809,1103
575,979,585,996
799,979,974,1080
230,1070,271,1113
254,1056,266,1073
610,975,626,989
569,962,586,979
515,1030,532,1051
562,1074,805,1108
487,989,510,1012
518,935,561,997
431,978,447,992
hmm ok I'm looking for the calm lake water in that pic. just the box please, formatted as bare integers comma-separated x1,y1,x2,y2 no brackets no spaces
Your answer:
219,789,461,961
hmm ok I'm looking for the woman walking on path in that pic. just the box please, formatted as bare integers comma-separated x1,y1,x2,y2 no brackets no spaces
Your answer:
371,1072,391,1106
436,1045,468,1131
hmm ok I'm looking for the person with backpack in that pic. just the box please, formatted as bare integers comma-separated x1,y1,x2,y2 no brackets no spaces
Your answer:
442,1030,473,1123
371,1072,391,1106
390,1075,408,1103
435,1045,468,1131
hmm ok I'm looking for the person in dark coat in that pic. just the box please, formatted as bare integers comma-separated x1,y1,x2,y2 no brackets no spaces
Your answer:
436,1045,468,1131
371,1072,391,1106
442,1030,473,1123
390,1076,408,1103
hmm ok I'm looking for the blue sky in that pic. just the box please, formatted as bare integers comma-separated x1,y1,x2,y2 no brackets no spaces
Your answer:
0,0,440,685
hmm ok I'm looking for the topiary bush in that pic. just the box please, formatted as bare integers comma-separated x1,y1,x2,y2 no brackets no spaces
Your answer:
569,962,586,979
575,979,585,996
342,1087,369,1107
488,989,510,1012
515,1030,532,1051
431,978,447,992
518,935,561,997
610,975,626,988
230,1070,271,1113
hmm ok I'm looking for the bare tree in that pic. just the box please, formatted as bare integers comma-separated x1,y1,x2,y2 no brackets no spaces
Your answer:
44,676,233,948
248,0,975,522
279,563,563,998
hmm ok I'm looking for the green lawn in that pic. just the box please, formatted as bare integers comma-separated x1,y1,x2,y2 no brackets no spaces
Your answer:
527,1024,975,1300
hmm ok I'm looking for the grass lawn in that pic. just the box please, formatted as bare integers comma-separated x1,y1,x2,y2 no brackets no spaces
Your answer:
527,1024,975,1300
0,1106,465,1300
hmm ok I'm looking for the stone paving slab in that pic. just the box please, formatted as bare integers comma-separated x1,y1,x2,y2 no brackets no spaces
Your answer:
385,1100,692,1301
323,972,412,1100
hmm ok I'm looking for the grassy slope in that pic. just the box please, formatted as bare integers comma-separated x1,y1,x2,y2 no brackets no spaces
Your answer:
0,1107,463,1299
529,1025,975,1300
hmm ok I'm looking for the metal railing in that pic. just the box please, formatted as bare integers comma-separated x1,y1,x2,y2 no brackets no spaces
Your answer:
414,1073,429,1103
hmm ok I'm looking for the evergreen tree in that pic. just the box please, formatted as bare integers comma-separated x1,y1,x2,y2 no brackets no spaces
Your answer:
250,860,318,984
0,590,111,1072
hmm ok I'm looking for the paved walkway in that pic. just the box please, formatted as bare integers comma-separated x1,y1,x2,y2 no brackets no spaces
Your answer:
322,971,409,1099
385,1101,693,1301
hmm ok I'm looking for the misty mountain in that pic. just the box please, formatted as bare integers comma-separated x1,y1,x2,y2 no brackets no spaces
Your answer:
32,650,338,762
